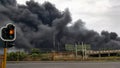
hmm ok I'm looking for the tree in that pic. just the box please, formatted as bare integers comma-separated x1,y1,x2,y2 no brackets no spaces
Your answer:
31,48,40,54
30,48,41,59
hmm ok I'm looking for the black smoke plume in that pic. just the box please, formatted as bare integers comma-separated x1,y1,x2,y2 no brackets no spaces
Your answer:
0,0,120,51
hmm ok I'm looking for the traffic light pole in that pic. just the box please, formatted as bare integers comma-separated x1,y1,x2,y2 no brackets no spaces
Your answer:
3,42,7,68
0,23,16,68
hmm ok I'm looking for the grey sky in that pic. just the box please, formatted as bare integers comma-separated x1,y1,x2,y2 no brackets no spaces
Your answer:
17,0,120,36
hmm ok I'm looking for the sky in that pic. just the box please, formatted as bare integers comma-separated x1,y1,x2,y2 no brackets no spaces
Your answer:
17,0,120,36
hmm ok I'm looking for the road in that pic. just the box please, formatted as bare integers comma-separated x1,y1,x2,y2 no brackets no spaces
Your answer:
7,61,120,68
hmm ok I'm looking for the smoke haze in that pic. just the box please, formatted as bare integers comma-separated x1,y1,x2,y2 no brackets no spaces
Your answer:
0,0,120,51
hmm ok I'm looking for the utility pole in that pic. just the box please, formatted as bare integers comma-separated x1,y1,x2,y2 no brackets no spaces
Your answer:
17,49,20,62
57,42,60,52
84,44,87,59
53,33,55,51
82,42,84,60
75,43,77,58
52,32,56,61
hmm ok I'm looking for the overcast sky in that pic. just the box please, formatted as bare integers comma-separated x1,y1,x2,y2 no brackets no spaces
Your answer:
17,0,120,36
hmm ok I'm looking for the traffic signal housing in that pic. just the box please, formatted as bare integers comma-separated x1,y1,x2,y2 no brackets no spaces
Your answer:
0,23,16,41
6,41,15,48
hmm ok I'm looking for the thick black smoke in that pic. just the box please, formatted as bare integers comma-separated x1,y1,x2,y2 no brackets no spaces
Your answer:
0,0,120,51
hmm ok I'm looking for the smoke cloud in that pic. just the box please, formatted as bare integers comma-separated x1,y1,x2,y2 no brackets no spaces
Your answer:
0,0,120,51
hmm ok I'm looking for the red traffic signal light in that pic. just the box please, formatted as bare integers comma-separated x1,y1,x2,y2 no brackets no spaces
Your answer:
9,29,14,35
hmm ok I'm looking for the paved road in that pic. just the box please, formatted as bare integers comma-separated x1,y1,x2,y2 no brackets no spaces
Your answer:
7,61,120,68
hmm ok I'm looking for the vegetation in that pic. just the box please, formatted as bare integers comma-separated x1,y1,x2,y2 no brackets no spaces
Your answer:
6,48,120,61
31,48,41,54
7,51,27,61
29,48,41,60
7,48,47,61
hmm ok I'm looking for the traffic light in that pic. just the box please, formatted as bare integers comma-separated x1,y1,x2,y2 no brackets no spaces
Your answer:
0,23,16,41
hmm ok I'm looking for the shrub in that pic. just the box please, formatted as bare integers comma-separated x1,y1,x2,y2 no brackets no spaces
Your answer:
7,51,27,61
